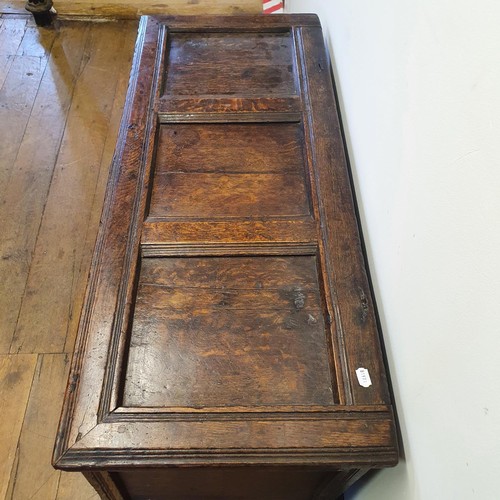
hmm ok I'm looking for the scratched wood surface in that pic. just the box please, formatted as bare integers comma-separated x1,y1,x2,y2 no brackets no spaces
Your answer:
52,15,397,500
0,15,137,498
124,255,334,408
150,122,310,219
155,123,305,173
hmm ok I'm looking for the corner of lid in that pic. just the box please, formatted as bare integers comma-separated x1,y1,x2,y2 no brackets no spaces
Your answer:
302,13,321,26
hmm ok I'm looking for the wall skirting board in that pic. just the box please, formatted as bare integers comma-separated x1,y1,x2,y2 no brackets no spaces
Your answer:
1,0,262,18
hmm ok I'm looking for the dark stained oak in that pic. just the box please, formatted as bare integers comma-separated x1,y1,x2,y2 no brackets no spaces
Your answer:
164,31,296,95
124,255,333,408
149,172,310,218
158,95,301,115
149,122,310,219
155,123,305,173
167,32,293,65
139,255,319,288
53,14,398,500
117,468,344,500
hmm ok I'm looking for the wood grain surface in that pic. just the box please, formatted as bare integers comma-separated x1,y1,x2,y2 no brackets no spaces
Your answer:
124,256,333,408
51,14,398,499
0,354,37,499
0,15,137,498
164,31,295,96
0,0,263,18
155,123,304,173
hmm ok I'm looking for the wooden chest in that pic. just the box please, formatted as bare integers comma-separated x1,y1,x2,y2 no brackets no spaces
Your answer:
53,15,398,499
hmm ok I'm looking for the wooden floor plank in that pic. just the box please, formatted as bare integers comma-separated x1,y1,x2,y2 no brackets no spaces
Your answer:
10,22,136,354
0,3,26,15
6,354,71,499
0,15,25,88
56,472,100,500
0,23,90,353
0,24,55,201
0,16,27,58
0,50,44,188
0,18,139,498
18,23,55,57
0,354,37,499
63,23,138,353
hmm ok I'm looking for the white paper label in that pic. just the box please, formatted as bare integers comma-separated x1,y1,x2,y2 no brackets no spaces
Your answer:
356,367,372,388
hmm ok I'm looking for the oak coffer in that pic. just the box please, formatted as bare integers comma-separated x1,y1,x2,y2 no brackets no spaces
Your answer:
53,14,398,500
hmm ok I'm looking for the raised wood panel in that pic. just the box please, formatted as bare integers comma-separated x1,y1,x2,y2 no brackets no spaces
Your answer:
155,123,304,174
123,255,334,408
138,255,319,288
149,121,310,219
149,172,310,218
164,31,296,96
167,32,293,66
54,15,398,499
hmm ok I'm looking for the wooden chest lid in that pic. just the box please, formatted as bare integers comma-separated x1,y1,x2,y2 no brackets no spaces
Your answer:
53,14,398,470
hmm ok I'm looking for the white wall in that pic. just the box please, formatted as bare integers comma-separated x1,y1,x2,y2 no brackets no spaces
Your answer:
286,1,500,499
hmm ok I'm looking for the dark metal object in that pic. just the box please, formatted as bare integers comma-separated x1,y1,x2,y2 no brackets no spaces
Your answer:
25,0,54,27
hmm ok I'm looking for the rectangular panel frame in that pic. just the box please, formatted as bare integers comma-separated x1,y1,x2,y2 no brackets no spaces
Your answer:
53,15,398,472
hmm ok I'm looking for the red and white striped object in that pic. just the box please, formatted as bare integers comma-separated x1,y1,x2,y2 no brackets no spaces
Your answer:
263,0,284,14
